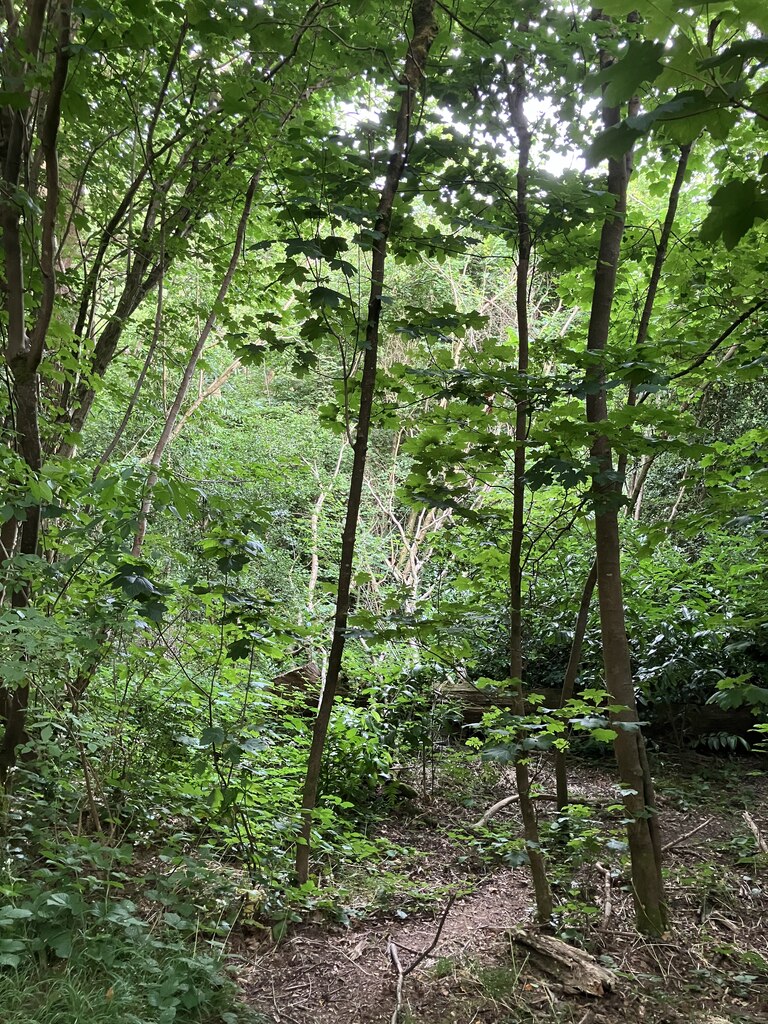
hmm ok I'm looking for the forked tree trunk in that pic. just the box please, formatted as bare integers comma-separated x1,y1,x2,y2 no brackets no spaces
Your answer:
295,0,439,884
584,72,666,935
506,44,553,924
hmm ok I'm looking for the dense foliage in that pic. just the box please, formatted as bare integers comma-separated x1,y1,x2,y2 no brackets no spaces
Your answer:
1,0,767,1019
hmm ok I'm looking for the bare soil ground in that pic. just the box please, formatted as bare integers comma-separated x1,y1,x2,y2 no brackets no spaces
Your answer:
235,752,768,1024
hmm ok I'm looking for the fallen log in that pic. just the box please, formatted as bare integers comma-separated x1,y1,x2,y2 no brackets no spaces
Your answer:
507,929,618,997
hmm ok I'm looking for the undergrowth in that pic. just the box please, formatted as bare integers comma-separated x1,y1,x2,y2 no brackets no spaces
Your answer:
0,944,249,1024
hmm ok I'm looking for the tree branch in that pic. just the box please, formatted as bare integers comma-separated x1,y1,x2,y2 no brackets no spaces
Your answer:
28,0,73,370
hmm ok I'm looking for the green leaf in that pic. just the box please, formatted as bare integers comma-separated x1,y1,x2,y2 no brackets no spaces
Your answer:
308,286,348,309
698,38,768,70
586,122,645,166
592,728,619,742
200,726,226,746
0,908,33,925
46,930,73,958
700,178,768,249
600,41,666,107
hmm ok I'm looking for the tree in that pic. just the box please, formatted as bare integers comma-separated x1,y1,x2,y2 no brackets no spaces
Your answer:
583,34,667,934
295,0,440,884
0,0,379,776
0,0,73,780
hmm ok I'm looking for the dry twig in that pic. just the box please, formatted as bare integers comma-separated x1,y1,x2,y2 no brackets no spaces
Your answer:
662,816,715,852
595,862,612,929
743,811,768,854
388,938,405,1024
388,894,457,1023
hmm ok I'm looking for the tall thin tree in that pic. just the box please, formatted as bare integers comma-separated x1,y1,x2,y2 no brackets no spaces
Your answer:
506,42,554,924
295,0,440,883
583,36,667,934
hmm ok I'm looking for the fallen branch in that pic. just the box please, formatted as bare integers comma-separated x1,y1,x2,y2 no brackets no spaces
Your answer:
388,893,457,1023
744,811,768,855
469,793,603,830
594,862,612,930
388,938,405,1024
662,816,714,852
507,929,618,996
403,894,456,976
469,795,517,830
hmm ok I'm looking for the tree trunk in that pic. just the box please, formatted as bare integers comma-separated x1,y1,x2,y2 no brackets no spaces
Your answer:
0,376,42,781
295,0,439,884
506,44,553,924
584,66,666,935
0,0,72,782
93,258,165,478
554,561,597,810
132,169,260,556
554,142,691,820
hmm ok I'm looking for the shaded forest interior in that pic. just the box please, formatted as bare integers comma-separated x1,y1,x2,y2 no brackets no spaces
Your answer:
1,2,767,1023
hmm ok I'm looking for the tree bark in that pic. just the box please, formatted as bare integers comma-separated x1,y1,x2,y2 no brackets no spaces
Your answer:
554,561,597,810
584,62,666,934
554,143,692,814
0,0,73,783
506,43,553,924
295,0,439,884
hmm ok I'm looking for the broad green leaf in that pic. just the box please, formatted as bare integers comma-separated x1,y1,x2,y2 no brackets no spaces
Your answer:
586,122,645,166
200,726,226,746
600,41,666,106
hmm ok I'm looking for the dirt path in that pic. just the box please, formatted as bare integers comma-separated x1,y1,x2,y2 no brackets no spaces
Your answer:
235,755,768,1024
239,867,531,1023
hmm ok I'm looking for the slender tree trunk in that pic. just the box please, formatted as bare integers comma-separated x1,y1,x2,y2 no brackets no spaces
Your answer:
667,468,689,524
93,252,166,479
506,44,553,924
554,561,597,810
554,143,691,814
295,0,439,884
132,170,260,556
306,442,347,614
584,65,666,936
168,357,241,444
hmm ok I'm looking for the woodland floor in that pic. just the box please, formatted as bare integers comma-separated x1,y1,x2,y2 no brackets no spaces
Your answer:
235,751,768,1024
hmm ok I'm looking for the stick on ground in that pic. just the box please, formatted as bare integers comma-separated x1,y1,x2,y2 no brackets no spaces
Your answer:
388,894,457,1023
662,816,715,852
744,811,768,854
